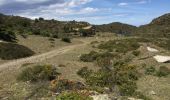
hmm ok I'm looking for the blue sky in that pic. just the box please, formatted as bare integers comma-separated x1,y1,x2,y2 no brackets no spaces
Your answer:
0,0,170,26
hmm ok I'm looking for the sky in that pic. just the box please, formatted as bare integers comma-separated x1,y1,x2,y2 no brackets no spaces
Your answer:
0,0,170,26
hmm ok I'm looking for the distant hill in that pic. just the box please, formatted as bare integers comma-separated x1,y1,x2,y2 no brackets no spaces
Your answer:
95,22,137,35
0,13,90,38
137,13,170,38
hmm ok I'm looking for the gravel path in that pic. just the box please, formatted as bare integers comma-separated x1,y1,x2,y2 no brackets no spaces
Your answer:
0,43,85,71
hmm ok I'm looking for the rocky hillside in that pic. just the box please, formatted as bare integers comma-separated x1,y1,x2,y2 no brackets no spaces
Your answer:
137,13,170,37
95,22,137,35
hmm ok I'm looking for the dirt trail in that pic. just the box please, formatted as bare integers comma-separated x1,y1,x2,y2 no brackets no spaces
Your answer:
0,42,86,71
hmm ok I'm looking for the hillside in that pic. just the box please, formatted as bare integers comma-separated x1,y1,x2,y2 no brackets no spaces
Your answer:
0,13,90,38
137,13,170,37
95,22,137,35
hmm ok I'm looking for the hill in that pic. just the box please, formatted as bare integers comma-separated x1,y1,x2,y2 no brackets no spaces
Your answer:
95,22,137,35
137,13,170,37
0,13,90,38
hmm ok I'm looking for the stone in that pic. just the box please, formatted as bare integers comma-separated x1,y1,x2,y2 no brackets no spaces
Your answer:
147,47,159,52
153,55,170,63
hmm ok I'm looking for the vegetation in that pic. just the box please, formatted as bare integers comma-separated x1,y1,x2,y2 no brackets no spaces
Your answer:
95,22,137,35
0,13,92,38
78,60,140,96
17,65,60,82
0,42,35,60
98,39,140,53
56,92,92,100
0,27,16,42
145,66,156,75
51,79,85,93
80,51,114,62
61,37,71,43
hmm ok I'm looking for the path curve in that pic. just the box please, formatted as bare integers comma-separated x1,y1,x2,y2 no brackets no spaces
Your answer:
0,42,86,71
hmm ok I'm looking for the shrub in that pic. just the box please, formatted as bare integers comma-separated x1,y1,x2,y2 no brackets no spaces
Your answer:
56,92,93,100
51,79,85,93
0,27,16,42
156,66,170,77
145,66,156,75
98,39,140,53
119,81,137,96
80,51,98,62
17,65,60,82
0,42,35,60
61,37,71,43
77,67,93,78
80,51,114,62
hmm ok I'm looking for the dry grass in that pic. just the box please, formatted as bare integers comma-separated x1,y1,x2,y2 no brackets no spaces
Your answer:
0,34,170,99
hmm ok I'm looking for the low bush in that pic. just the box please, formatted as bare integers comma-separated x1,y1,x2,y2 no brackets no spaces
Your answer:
80,51,98,62
77,67,93,78
77,63,139,96
145,66,156,75
0,42,35,60
156,66,170,77
51,79,85,93
119,81,137,96
98,39,140,53
80,51,114,62
56,91,93,100
61,37,71,43
17,65,60,82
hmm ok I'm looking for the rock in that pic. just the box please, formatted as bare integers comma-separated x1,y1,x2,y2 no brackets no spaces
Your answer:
150,90,156,95
147,47,159,52
128,97,143,100
91,94,111,100
153,55,170,63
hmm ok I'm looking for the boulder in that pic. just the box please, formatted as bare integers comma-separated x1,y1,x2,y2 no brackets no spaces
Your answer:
154,55,170,63
91,94,111,100
147,47,159,52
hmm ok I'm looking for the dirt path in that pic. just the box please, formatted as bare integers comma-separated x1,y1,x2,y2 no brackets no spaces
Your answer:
0,42,86,71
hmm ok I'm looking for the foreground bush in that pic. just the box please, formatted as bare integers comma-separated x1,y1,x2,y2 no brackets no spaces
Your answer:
80,51,98,62
98,39,140,53
0,42,35,60
51,79,85,93
17,65,59,82
80,51,114,62
61,37,71,43
77,63,139,96
56,92,93,100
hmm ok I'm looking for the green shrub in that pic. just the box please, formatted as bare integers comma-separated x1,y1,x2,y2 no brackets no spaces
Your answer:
51,79,85,93
56,92,93,100
61,37,71,43
0,42,35,60
86,70,114,87
119,81,137,96
77,67,93,78
98,39,140,53
156,66,170,77
0,27,16,42
80,51,98,62
17,65,59,82
80,51,114,62
145,66,156,75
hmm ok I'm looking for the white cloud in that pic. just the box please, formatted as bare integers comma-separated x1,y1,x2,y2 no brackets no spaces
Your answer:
118,2,128,6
